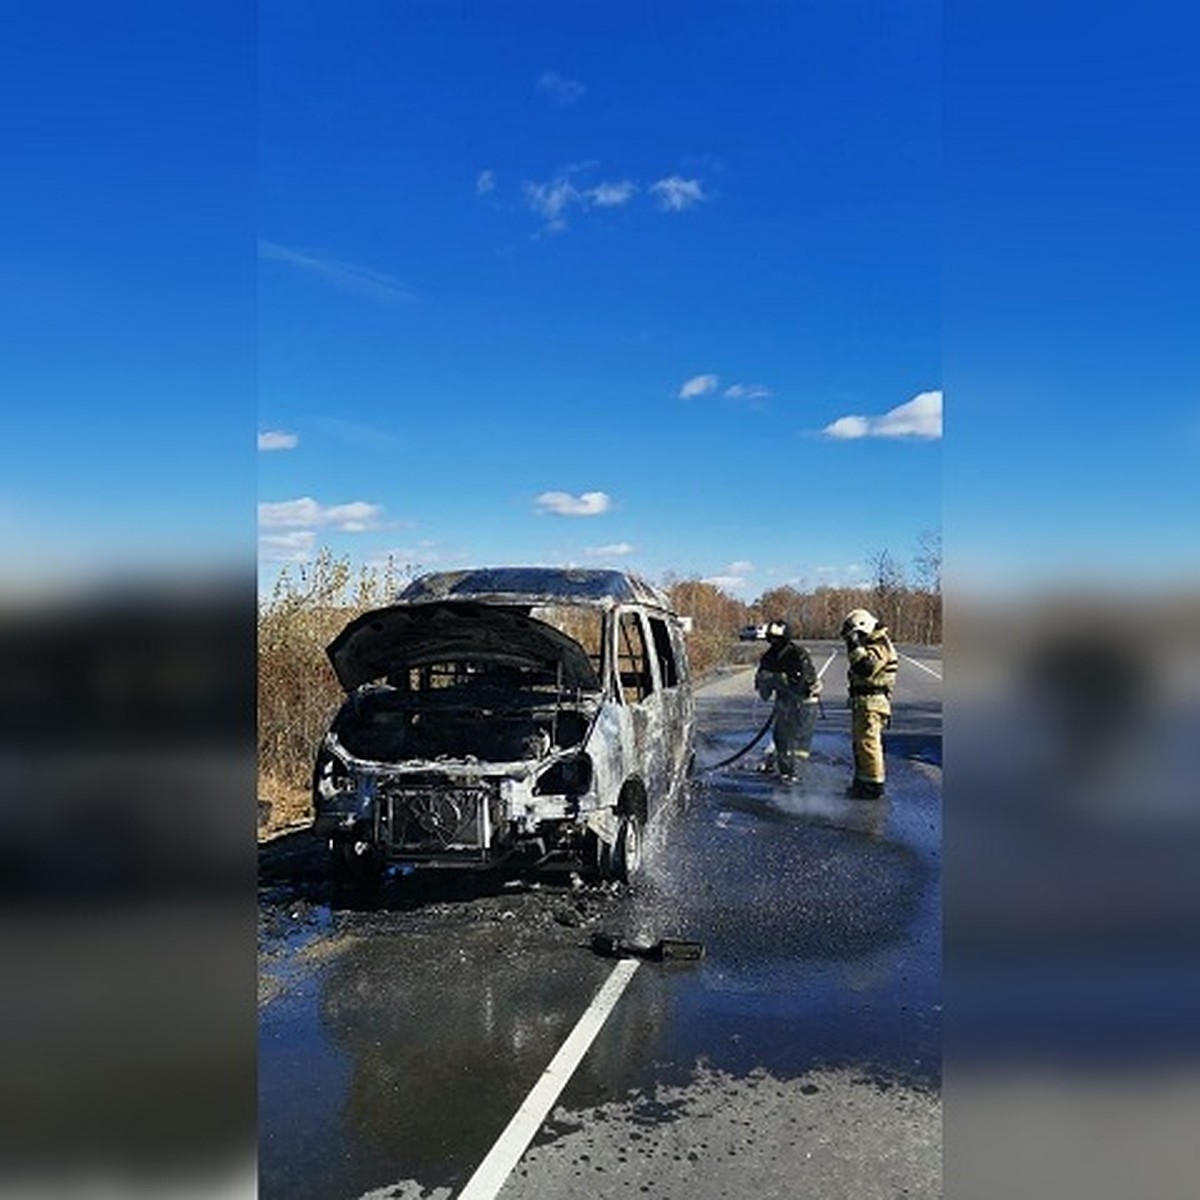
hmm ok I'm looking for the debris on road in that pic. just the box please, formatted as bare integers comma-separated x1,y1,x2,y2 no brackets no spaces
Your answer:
590,931,705,962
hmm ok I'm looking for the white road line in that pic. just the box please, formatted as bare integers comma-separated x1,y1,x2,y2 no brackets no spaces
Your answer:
457,958,642,1200
901,653,942,681
817,651,837,679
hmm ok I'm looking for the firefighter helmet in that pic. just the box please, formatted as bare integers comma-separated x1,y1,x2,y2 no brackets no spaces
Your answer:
841,608,878,638
765,619,791,643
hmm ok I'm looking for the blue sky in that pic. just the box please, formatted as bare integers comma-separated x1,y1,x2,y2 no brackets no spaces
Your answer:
3,4,256,584
258,1,941,600
5,4,1192,601
943,4,1199,591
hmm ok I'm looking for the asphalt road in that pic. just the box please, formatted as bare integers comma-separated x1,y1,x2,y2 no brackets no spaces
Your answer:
258,642,942,1199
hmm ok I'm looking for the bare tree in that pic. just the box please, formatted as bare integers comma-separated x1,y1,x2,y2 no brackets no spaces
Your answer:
911,531,942,644
913,530,942,595
867,548,907,635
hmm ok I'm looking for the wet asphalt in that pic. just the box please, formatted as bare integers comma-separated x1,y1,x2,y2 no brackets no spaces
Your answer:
258,643,942,1198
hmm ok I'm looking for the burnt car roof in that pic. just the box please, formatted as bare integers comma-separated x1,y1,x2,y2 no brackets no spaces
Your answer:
397,567,673,610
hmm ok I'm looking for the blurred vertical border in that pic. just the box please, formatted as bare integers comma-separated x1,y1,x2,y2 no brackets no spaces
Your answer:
0,3,256,1195
945,2,1200,1196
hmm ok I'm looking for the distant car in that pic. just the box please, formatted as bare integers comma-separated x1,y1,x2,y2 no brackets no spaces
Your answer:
739,624,769,642
312,567,696,883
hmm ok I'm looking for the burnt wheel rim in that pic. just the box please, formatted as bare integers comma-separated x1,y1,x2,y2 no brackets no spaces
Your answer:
617,815,642,881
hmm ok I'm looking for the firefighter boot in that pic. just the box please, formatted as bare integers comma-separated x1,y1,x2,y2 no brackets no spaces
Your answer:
845,778,884,800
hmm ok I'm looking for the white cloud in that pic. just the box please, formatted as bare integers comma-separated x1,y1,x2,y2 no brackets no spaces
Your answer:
258,240,414,304
587,181,637,207
585,542,635,557
476,169,496,195
650,176,707,212
322,503,381,533
823,415,872,440
524,177,581,230
678,373,719,400
874,390,943,438
524,173,639,233
258,497,383,532
519,166,706,232
258,530,316,563
258,430,298,451
823,390,943,440
724,383,772,402
258,498,323,528
535,491,612,517
703,574,751,594
703,560,753,595
537,71,586,105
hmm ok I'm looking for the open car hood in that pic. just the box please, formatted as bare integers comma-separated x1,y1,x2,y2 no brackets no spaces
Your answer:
326,600,602,694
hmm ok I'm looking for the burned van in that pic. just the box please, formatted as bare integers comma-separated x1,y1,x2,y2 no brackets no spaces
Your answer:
312,567,695,882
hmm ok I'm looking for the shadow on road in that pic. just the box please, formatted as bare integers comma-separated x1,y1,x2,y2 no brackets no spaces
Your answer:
258,827,604,914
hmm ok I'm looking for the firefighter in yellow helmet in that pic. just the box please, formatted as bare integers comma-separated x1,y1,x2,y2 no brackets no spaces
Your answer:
840,608,898,799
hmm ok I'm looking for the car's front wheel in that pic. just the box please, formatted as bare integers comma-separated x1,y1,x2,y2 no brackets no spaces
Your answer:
329,830,383,889
612,812,643,883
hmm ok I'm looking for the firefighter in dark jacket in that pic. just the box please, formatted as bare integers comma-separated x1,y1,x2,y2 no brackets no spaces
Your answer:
755,620,822,781
841,608,899,799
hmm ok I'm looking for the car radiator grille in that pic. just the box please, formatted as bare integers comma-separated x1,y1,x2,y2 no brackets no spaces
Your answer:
378,780,501,853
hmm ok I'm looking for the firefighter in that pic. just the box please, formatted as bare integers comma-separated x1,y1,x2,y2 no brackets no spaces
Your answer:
841,608,898,799
755,620,822,781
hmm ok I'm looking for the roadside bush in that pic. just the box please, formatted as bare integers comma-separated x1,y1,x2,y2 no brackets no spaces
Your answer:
664,578,749,677
257,551,409,830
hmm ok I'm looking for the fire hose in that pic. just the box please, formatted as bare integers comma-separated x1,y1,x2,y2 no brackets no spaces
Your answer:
698,694,826,775
698,709,776,773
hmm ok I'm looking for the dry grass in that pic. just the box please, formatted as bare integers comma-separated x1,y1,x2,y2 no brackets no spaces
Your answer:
257,772,312,840
257,551,411,840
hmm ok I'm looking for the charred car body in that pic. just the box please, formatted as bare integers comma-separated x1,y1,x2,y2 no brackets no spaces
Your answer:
312,568,695,881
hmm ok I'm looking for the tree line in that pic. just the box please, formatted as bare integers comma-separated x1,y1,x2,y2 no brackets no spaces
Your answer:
665,533,941,675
